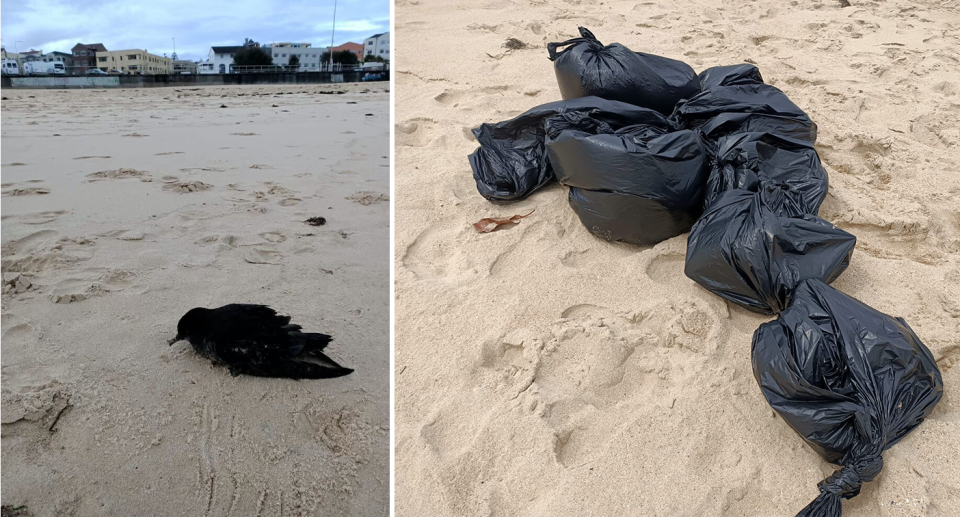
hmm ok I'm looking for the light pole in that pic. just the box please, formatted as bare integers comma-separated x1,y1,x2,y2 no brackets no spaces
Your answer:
329,0,337,71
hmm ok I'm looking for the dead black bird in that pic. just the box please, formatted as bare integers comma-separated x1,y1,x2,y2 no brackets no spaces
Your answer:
169,304,353,379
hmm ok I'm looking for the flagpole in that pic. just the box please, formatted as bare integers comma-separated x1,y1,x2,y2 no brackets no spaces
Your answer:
329,0,337,71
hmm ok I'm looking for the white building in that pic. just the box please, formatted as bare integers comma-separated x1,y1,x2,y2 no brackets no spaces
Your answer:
198,45,247,74
262,43,325,72
363,32,390,61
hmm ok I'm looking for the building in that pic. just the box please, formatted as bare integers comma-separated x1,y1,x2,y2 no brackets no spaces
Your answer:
363,32,389,61
173,60,198,74
263,43,324,72
203,46,246,74
326,42,364,63
16,50,76,74
41,51,74,73
72,43,107,74
20,49,43,62
95,49,172,74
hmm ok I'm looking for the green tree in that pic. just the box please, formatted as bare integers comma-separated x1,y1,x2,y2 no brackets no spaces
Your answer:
364,54,387,63
233,47,273,67
288,54,300,69
319,50,360,67
334,50,359,65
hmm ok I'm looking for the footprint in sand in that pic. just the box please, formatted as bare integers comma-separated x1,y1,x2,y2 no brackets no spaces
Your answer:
243,248,282,265
2,162,27,167
47,268,137,304
154,151,185,156
102,229,146,241
0,380,73,432
86,168,150,181
259,231,286,243
346,191,389,205
196,234,241,247
396,118,442,147
72,155,111,160
162,181,213,193
2,187,50,197
4,211,69,225
3,273,35,294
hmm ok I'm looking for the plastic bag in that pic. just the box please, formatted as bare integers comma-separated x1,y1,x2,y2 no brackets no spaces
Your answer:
548,27,700,116
546,127,708,245
698,64,764,89
684,190,855,314
703,132,828,215
698,112,818,152
670,83,813,131
469,97,668,201
752,279,943,517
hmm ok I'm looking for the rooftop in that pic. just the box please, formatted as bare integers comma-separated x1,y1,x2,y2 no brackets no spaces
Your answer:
211,46,246,54
73,43,107,51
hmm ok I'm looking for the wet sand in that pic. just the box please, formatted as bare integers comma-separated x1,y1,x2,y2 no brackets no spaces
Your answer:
1,84,390,516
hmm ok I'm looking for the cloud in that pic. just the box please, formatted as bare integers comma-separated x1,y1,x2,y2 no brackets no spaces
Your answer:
0,0,389,61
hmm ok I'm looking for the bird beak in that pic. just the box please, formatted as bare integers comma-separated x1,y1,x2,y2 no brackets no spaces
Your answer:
168,335,182,346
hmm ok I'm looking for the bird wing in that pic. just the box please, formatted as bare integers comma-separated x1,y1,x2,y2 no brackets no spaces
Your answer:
208,304,293,341
215,338,353,379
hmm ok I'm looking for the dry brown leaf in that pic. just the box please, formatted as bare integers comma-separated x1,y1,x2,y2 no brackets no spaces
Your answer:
473,209,535,233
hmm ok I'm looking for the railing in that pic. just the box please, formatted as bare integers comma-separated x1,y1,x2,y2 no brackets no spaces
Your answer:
1,62,386,76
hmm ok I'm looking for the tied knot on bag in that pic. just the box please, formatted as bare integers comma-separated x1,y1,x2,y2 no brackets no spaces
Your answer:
547,27,600,61
818,455,884,500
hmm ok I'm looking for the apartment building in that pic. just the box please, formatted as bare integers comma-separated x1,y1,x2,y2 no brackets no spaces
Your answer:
326,42,364,63
263,42,324,71
95,49,172,74
173,60,197,74
42,52,74,69
72,43,107,74
363,32,390,61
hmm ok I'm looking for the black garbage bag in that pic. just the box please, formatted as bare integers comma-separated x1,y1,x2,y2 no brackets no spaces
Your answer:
669,83,814,131
752,279,943,517
685,189,855,314
548,27,700,116
698,64,764,89
546,126,708,245
703,132,828,215
698,112,818,151
469,97,669,201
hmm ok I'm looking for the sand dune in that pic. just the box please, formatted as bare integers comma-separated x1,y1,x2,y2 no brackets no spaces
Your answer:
1,84,390,516
394,0,960,515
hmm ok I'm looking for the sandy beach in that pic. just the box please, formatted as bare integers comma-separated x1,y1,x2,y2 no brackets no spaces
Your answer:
394,1,959,516
1,83,389,515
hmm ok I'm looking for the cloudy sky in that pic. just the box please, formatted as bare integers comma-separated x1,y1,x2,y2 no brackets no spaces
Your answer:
1,0,389,61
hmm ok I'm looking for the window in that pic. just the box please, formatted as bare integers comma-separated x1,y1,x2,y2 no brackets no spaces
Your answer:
282,54,287,57
98,57,107,62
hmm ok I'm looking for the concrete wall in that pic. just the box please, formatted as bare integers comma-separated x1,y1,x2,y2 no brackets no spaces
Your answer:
7,76,120,88
2,71,388,89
